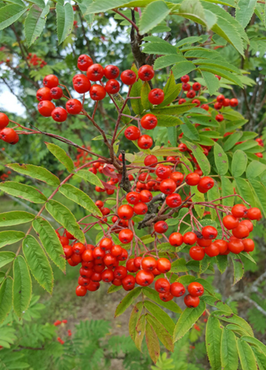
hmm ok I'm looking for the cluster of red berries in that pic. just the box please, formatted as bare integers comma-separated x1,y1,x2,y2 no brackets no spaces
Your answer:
73,20,78,28
74,146,92,167
26,53,47,69
57,228,204,307
180,204,261,261
54,319,72,344
0,170,11,181
0,113,19,144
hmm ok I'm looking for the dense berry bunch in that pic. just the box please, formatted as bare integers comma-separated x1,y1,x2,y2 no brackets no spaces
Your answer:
26,53,47,69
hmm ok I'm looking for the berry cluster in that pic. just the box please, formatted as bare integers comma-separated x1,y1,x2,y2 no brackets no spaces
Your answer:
0,170,11,182
53,319,72,344
26,53,47,69
74,145,92,167
0,113,19,144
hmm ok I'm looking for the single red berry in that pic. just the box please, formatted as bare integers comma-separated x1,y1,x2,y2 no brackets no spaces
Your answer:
197,238,212,247
73,74,91,93
81,249,93,262
102,269,114,283
111,245,122,257
87,281,100,291
78,276,90,286
242,239,255,252
230,98,238,107
223,98,230,106
140,189,152,203
121,70,137,85
105,79,120,94
136,270,154,286
183,232,197,245
182,83,191,91
181,75,190,83
118,229,133,244
144,155,158,167
138,135,153,149
185,173,200,186
76,285,87,296
187,90,196,99
166,193,182,208
104,65,120,79
184,294,200,308
216,114,224,122
36,87,52,101
231,204,248,218
124,125,140,140
133,202,148,215
232,224,250,239
138,65,154,81
247,207,262,220
192,82,201,91
170,172,184,185
73,242,85,255
50,86,63,99
239,220,253,232
51,107,68,122
103,254,117,268
77,54,93,71
201,104,209,111
126,191,141,205
179,98,186,104
142,257,157,272
192,99,201,107
156,165,171,179
205,243,220,257
90,85,106,100
0,113,9,129
214,102,222,110
213,239,228,254
117,204,134,220
160,178,176,195
154,221,168,234
63,245,73,259
228,238,244,254
188,282,204,297
0,128,19,144
87,64,104,81
170,282,186,297
38,100,55,117
216,94,225,104
189,246,205,260
178,143,188,152
159,292,174,302
99,237,113,251
148,88,164,105
43,74,59,88
197,177,214,192
155,278,170,293
223,215,239,230
202,226,218,240
140,114,158,130
92,246,105,260
169,232,183,247
66,99,82,114
122,275,135,291
157,258,171,273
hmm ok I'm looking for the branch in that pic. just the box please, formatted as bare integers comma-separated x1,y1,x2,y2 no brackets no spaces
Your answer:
243,295,266,316
120,150,131,192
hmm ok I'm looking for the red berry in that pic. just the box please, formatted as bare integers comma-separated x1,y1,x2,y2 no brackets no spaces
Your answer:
183,232,197,245
43,74,59,88
155,278,170,293
231,204,248,218
187,90,196,99
51,107,68,122
232,224,250,239
205,243,220,257
140,114,157,130
138,135,153,149
133,202,148,215
117,204,134,220
240,220,253,232
197,177,214,192
213,239,228,254
118,229,133,244
156,165,171,179
122,275,135,290
90,85,106,100
230,98,238,107
102,269,114,283
228,238,244,254
36,87,52,101
142,257,157,272
215,114,224,122
99,237,113,251
105,79,120,94
166,193,182,208
159,178,176,194
188,282,204,297
136,270,154,286
138,65,154,81
189,246,205,261
87,64,104,81
66,99,82,114
148,88,164,105
73,242,85,255
157,258,171,273
121,70,136,85
38,100,55,117
181,75,190,83
169,232,183,246
73,74,91,93
81,249,93,262
0,113,9,129
170,282,186,297
184,294,200,308
76,285,87,296
50,86,63,99
185,173,200,186
144,155,158,167
154,221,168,234
170,172,184,185
247,207,262,220
104,65,120,79
216,94,225,104
124,126,140,140
63,245,73,259
192,82,201,91
77,54,93,71
140,189,152,203
0,127,19,144
201,226,218,240
242,238,255,252
159,292,174,302
223,215,239,230
182,83,191,91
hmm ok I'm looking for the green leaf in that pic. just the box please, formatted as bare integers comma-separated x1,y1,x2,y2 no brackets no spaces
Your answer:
33,217,65,272
207,180,220,220
56,2,74,44
0,5,27,30
235,0,257,28
46,143,74,172
75,169,104,189
193,185,205,218
25,4,50,47
129,302,143,342
0,231,25,248
232,140,258,152
156,115,182,127
152,103,194,116
135,314,146,351
206,316,222,370
216,255,228,273
168,127,177,147
108,284,122,293
142,41,178,55
0,211,35,227
85,0,143,14
130,64,144,114
170,258,188,273
159,74,181,108
7,163,60,187
213,311,254,337
146,314,174,352
115,287,142,317
171,61,196,79
242,336,266,356
45,200,85,243
174,300,206,342
13,256,32,318
0,278,12,324
221,328,238,370
183,141,211,175
202,295,232,313
231,150,248,177
59,184,102,217
143,287,182,313
235,177,256,207
139,1,171,35
146,321,160,363
144,301,175,335
237,339,257,370
252,347,266,370
231,255,244,285
0,251,16,268
22,235,53,294
221,177,234,207
248,179,266,217
141,82,152,111
223,132,243,151
154,54,185,70
201,70,219,95
189,114,218,127
246,161,266,179
214,142,229,175
181,117,200,141
0,181,46,204
178,0,209,28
